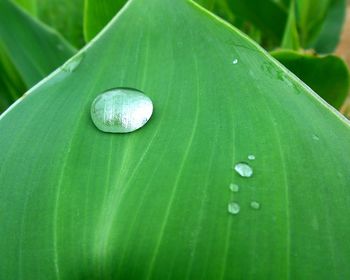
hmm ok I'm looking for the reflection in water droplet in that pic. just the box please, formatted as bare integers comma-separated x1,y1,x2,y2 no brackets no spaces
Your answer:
229,183,239,193
312,135,320,141
91,88,153,133
228,202,240,215
234,162,253,178
232,59,238,64
250,201,260,210
61,53,84,72
248,155,255,160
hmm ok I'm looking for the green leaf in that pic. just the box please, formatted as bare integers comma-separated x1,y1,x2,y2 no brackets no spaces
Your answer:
195,0,263,43
276,0,291,10
196,0,345,52
281,0,300,50
84,0,128,42
296,0,338,48
0,44,26,113
226,0,288,43
311,0,346,53
12,0,37,14
1,0,350,279
271,49,349,108
0,0,76,88
195,0,216,10
195,0,235,24
13,0,85,48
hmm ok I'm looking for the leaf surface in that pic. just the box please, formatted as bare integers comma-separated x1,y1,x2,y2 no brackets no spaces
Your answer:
1,0,350,279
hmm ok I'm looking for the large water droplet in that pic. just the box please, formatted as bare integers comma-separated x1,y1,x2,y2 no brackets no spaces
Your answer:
234,162,253,178
61,53,84,72
228,202,240,215
91,88,153,133
232,59,238,64
250,201,260,210
229,183,239,193
248,155,255,160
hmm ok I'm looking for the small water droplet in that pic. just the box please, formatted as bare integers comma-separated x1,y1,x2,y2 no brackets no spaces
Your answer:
61,53,84,72
232,59,238,64
228,202,240,215
234,162,253,178
312,134,319,141
250,201,260,210
91,88,153,133
229,183,239,193
248,155,255,160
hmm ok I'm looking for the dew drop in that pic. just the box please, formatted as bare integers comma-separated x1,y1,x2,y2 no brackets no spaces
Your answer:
234,162,253,178
312,134,320,141
248,155,255,160
228,202,240,215
90,88,153,133
61,53,84,72
229,183,239,193
250,201,260,210
232,59,238,64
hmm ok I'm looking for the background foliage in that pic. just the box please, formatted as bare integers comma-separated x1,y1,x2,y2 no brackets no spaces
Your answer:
1,0,350,279
1,0,349,114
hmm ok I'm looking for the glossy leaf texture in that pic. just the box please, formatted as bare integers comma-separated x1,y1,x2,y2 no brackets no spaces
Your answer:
1,0,350,279
271,49,350,108
13,0,85,48
84,0,128,42
0,0,76,101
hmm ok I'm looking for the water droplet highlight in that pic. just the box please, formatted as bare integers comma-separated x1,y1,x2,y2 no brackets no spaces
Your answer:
248,155,255,160
234,162,253,178
91,88,153,133
250,201,260,210
228,202,240,215
229,183,239,193
61,53,84,72
232,59,238,64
